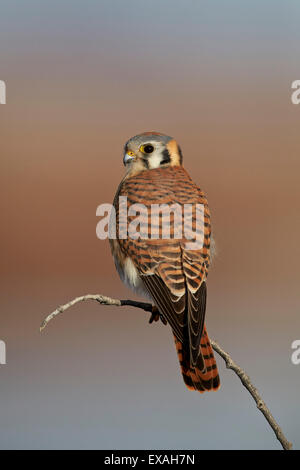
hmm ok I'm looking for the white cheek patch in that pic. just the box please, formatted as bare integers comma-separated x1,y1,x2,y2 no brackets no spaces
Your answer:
148,153,163,169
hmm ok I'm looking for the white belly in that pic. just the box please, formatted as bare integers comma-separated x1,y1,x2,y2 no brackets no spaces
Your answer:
114,255,151,299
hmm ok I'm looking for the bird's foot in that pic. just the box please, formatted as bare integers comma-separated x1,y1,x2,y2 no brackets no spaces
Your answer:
149,306,167,325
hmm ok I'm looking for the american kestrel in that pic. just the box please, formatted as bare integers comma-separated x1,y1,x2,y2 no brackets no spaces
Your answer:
110,132,220,393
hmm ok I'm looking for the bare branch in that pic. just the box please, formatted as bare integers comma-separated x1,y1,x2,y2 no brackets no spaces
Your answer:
39,294,155,332
40,293,293,450
210,340,293,450
40,295,121,332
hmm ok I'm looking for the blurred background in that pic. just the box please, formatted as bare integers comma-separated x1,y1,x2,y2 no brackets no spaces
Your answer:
0,0,299,450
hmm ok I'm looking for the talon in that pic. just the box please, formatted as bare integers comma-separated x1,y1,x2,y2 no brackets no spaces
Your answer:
149,306,167,325
149,313,160,323
149,306,160,323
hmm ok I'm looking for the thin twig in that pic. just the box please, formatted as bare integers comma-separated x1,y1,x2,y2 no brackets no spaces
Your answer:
210,340,292,450
40,294,293,450
39,295,154,332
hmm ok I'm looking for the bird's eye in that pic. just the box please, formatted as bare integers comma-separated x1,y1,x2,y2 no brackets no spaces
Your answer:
140,144,154,154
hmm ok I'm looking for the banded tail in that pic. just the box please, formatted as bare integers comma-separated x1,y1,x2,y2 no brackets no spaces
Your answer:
174,325,220,393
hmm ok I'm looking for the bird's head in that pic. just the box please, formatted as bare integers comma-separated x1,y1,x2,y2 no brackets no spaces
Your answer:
123,132,183,175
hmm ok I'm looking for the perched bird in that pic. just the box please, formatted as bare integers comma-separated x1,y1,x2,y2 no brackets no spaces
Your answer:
110,132,220,393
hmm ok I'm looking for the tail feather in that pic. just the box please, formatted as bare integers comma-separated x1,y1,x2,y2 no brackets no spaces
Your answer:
174,325,220,393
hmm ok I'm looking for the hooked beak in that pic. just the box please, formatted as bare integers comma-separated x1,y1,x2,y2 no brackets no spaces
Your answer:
123,151,135,165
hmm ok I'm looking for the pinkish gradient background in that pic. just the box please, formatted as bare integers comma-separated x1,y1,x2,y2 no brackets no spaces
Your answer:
0,0,299,449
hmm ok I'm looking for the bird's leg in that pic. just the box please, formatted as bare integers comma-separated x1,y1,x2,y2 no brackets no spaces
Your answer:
149,306,167,325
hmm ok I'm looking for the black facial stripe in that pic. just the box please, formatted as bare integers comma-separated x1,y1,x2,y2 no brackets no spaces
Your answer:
177,145,183,164
160,148,171,165
143,158,149,169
